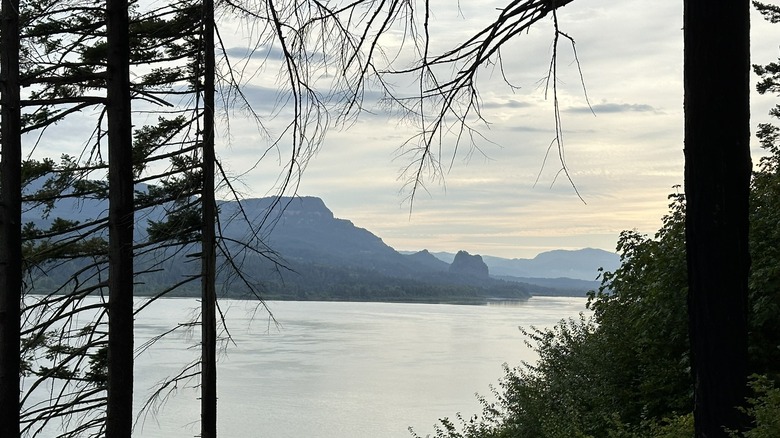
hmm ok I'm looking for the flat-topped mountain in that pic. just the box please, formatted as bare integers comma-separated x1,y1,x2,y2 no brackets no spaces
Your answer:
219,196,439,278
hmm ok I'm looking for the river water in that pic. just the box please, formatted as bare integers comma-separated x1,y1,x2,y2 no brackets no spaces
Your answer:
129,297,586,437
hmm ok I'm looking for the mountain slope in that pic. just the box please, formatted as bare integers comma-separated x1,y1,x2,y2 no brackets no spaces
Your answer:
218,197,439,278
26,195,536,302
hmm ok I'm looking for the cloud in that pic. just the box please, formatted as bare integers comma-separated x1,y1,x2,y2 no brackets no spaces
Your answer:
507,125,553,133
223,45,328,65
481,99,535,109
222,45,286,61
567,102,658,114
225,46,284,60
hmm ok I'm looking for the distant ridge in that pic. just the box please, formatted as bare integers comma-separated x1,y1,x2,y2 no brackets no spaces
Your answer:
427,248,619,281
405,250,449,272
24,194,614,301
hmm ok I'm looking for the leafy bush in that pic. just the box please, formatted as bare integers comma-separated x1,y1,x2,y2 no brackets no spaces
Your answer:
729,375,780,438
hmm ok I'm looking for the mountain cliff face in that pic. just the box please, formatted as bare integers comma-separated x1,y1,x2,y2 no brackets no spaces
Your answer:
219,196,423,278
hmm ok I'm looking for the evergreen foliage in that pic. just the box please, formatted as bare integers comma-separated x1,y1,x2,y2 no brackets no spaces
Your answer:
412,159,780,437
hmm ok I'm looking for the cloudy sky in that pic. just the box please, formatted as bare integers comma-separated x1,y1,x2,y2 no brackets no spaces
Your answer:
208,0,780,260
31,1,778,261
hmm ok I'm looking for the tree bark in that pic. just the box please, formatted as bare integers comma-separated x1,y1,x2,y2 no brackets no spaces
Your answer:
684,0,751,436
201,0,217,435
106,0,134,435
0,0,22,436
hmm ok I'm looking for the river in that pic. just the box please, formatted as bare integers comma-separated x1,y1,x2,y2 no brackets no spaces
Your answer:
129,297,586,437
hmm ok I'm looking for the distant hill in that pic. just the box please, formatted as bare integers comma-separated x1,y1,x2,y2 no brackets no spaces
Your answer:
218,197,414,276
26,195,538,303
215,197,536,302
405,249,450,272
429,248,619,282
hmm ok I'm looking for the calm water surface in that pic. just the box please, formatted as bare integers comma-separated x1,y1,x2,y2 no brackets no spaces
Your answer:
131,297,586,437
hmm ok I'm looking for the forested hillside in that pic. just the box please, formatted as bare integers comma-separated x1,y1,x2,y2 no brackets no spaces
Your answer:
412,146,780,438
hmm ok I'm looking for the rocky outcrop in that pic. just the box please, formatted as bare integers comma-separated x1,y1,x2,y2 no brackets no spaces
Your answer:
448,250,489,279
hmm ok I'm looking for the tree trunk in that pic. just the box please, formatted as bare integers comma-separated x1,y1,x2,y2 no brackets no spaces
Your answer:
0,0,22,436
684,0,751,436
201,0,218,435
106,0,134,435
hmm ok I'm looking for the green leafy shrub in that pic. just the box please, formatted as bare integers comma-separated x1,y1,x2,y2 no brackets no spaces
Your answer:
729,375,780,438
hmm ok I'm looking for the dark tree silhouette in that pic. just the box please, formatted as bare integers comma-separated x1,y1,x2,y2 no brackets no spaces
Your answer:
200,0,218,434
9,1,282,435
684,0,751,435
106,0,134,435
8,1,212,435
0,0,22,436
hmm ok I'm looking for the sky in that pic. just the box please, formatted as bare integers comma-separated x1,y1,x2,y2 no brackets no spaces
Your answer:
30,0,780,260
204,0,780,260
208,0,780,259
